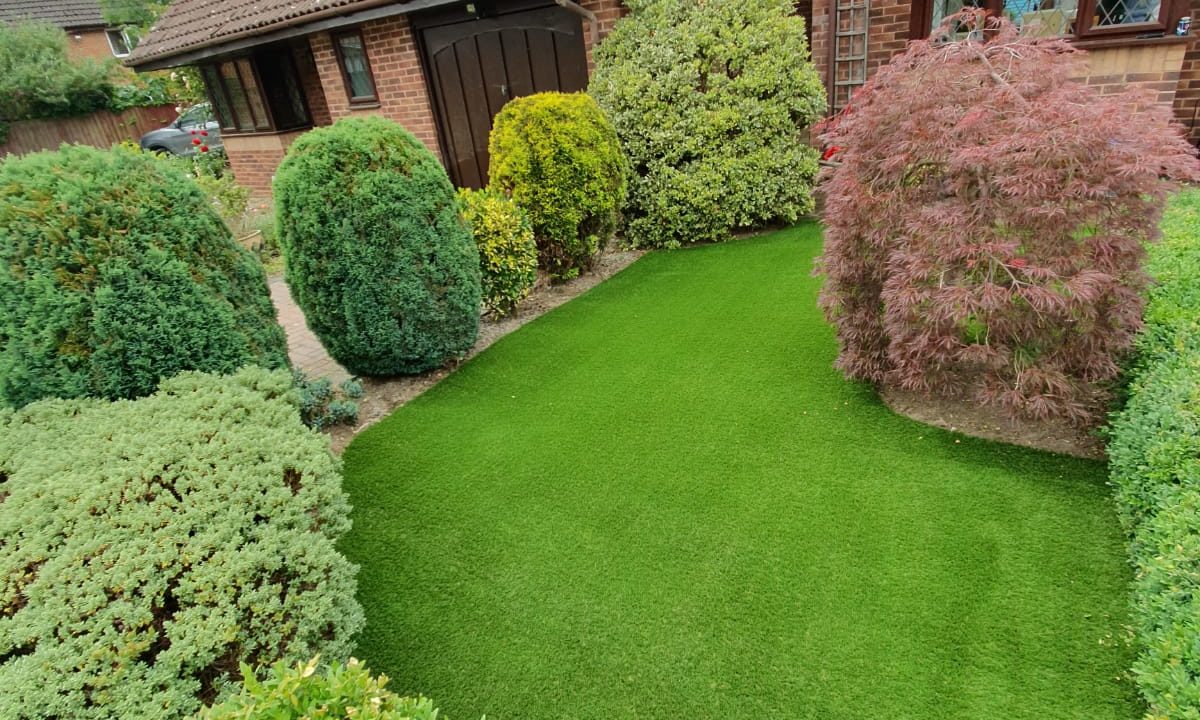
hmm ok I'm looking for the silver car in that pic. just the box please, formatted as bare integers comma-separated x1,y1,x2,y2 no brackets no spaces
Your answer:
139,103,224,156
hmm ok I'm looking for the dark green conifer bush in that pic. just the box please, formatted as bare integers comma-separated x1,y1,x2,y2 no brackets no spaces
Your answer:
0,144,288,408
274,116,481,376
0,367,363,720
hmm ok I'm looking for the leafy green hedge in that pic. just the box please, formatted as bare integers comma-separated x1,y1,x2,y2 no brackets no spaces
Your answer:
0,367,364,720
0,20,172,127
488,92,626,281
589,0,825,248
275,116,481,376
0,144,289,408
203,657,439,720
1108,188,1200,719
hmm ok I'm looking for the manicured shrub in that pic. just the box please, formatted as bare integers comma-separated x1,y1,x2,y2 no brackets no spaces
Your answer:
459,187,538,315
1109,189,1200,719
488,92,626,281
0,367,364,720
816,11,1199,425
589,0,824,248
0,144,289,409
202,656,440,720
275,116,481,376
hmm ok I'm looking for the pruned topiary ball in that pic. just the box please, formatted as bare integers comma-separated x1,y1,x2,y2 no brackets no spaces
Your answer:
274,117,482,376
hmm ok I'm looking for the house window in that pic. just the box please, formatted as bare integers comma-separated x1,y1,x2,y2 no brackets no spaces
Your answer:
106,28,132,57
913,0,1181,40
199,45,313,134
333,30,379,104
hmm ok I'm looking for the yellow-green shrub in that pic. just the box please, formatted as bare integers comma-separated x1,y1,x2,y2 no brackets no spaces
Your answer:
488,92,626,281
459,188,538,315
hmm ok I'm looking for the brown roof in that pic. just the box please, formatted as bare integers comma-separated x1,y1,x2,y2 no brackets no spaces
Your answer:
0,0,107,30
127,0,402,66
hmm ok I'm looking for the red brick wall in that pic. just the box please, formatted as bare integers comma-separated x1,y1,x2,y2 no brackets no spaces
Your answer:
309,16,443,156
581,0,628,72
227,1,628,192
65,29,114,62
1172,0,1200,141
224,131,308,196
294,42,332,128
812,0,1195,134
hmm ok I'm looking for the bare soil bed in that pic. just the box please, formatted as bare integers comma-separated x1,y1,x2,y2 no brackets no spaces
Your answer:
881,387,1106,460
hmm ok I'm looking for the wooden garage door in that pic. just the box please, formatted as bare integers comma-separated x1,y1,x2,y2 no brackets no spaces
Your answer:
416,4,589,188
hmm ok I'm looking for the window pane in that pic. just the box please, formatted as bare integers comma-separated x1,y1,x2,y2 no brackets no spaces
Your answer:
237,59,271,129
1006,0,1077,35
106,29,131,56
336,34,376,100
256,49,311,130
202,65,235,130
219,61,255,131
1093,0,1160,25
930,0,985,35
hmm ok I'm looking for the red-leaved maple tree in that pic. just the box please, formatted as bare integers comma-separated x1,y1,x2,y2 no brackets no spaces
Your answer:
816,11,1200,424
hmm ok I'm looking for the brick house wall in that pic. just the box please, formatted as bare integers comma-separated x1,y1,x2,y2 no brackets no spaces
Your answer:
228,0,627,195
223,130,309,195
308,15,444,157
1171,0,1200,141
65,28,115,62
811,0,1199,138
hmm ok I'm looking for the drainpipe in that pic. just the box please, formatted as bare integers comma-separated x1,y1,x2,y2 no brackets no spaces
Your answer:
554,0,600,45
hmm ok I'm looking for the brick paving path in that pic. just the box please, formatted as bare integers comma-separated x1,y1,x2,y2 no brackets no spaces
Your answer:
268,277,351,383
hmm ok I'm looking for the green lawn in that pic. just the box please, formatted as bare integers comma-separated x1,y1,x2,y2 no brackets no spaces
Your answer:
341,224,1140,719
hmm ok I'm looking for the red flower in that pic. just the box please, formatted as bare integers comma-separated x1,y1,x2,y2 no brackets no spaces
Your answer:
190,129,197,135
200,130,209,137
199,145,209,153
191,138,201,146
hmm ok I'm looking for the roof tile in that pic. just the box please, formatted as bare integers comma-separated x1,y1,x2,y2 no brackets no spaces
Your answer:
127,0,403,65
0,0,107,30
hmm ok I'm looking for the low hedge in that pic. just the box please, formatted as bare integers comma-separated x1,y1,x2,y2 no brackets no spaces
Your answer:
0,367,364,720
1108,188,1200,719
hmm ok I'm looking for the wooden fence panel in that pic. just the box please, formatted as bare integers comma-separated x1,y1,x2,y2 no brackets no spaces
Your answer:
0,105,179,158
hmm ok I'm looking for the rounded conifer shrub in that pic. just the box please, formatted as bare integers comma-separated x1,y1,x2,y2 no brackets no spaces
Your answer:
816,11,1200,424
589,0,825,248
488,91,626,281
0,367,364,720
275,116,481,376
0,144,288,408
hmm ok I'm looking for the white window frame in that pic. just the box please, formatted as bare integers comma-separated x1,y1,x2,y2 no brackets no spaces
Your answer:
105,28,133,58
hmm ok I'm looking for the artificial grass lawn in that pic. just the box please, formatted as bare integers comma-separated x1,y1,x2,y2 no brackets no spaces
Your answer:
341,224,1140,719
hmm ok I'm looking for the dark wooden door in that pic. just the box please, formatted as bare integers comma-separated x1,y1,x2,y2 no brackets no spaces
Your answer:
416,4,590,188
